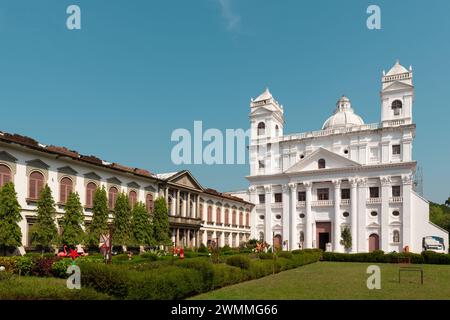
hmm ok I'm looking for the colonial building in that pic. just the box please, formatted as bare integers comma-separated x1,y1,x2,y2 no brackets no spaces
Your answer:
0,133,252,253
235,60,448,253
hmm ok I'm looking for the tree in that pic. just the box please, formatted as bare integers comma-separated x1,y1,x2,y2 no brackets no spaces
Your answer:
340,226,352,252
0,182,22,255
60,192,85,247
131,202,153,247
152,197,171,247
112,193,131,247
86,186,109,249
30,185,58,252
445,197,450,207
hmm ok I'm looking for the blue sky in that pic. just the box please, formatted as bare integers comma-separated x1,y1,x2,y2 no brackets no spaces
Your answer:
0,0,449,203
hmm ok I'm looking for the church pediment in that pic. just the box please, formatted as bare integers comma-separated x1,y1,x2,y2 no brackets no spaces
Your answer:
285,148,361,173
382,80,413,92
250,105,281,116
167,170,203,191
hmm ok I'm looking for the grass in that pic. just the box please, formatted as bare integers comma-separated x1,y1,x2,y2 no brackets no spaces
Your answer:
0,275,112,300
191,262,450,300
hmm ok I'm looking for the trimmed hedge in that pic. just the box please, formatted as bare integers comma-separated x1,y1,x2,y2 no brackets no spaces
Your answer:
322,250,450,264
79,249,322,299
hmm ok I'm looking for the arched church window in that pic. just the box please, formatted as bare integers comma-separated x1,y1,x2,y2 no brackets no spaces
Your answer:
392,100,402,116
393,230,400,243
257,122,265,136
259,232,264,242
0,164,12,187
318,158,326,169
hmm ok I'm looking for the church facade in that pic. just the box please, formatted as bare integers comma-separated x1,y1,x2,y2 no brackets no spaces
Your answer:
238,61,448,253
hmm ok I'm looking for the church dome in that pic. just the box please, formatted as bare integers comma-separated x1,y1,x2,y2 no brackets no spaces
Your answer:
322,96,364,130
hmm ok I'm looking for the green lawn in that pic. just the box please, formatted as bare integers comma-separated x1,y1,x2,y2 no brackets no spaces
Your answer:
191,262,450,300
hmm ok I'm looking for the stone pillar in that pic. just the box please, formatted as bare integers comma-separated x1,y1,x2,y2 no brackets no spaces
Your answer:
264,185,272,247
282,184,290,250
187,193,191,217
182,193,187,217
165,188,169,209
289,183,298,251
176,190,180,216
187,229,191,248
304,181,313,249
381,176,391,252
357,178,368,252
171,229,176,246
220,231,225,248
192,195,196,218
176,228,180,247
249,186,257,239
402,174,413,251
202,231,207,246
350,179,358,252
333,179,341,252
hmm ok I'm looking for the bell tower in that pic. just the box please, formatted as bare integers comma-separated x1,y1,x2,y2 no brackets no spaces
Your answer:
380,60,414,126
249,88,284,175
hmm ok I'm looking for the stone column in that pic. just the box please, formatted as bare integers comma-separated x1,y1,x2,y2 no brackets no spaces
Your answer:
249,186,257,239
171,229,176,246
304,181,313,249
289,183,298,251
381,176,391,252
176,190,180,216
264,185,272,247
191,194,196,218
220,231,225,248
182,193,187,217
357,178,368,252
187,229,191,248
187,192,191,217
165,188,169,209
350,178,358,252
402,174,413,251
176,228,180,247
282,184,290,250
333,179,341,252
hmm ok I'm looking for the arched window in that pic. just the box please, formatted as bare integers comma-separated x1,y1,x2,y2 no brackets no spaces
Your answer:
216,207,221,224
259,231,264,242
86,182,97,208
232,210,237,225
392,100,403,116
146,193,154,213
225,209,229,225
275,125,280,137
0,164,12,187
129,190,137,209
318,158,326,169
29,171,44,199
257,122,265,136
246,212,250,226
108,187,118,210
393,230,400,243
207,205,213,223
59,177,73,204
239,211,244,226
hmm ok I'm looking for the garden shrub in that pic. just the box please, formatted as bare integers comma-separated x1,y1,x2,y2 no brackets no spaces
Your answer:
31,257,57,277
12,256,33,275
278,251,293,259
0,257,16,272
248,259,275,279
258,252,274,260
176,258,214,291
322,251,450,264
140,252,159,261
52,259,73,278
79,262,130,298
211,264,246,289
422,251,450,264
198,244,208,253
226,255,251,270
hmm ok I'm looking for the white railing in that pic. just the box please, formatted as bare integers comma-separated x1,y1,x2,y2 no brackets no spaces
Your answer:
390,197,403,203
296,201,306,208
366,198,382,204
312,200,334,207
256,204,265,210
271,203,283,209
340,199,351,206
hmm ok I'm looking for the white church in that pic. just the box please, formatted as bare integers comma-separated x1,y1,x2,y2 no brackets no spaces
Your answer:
234,61,448,253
